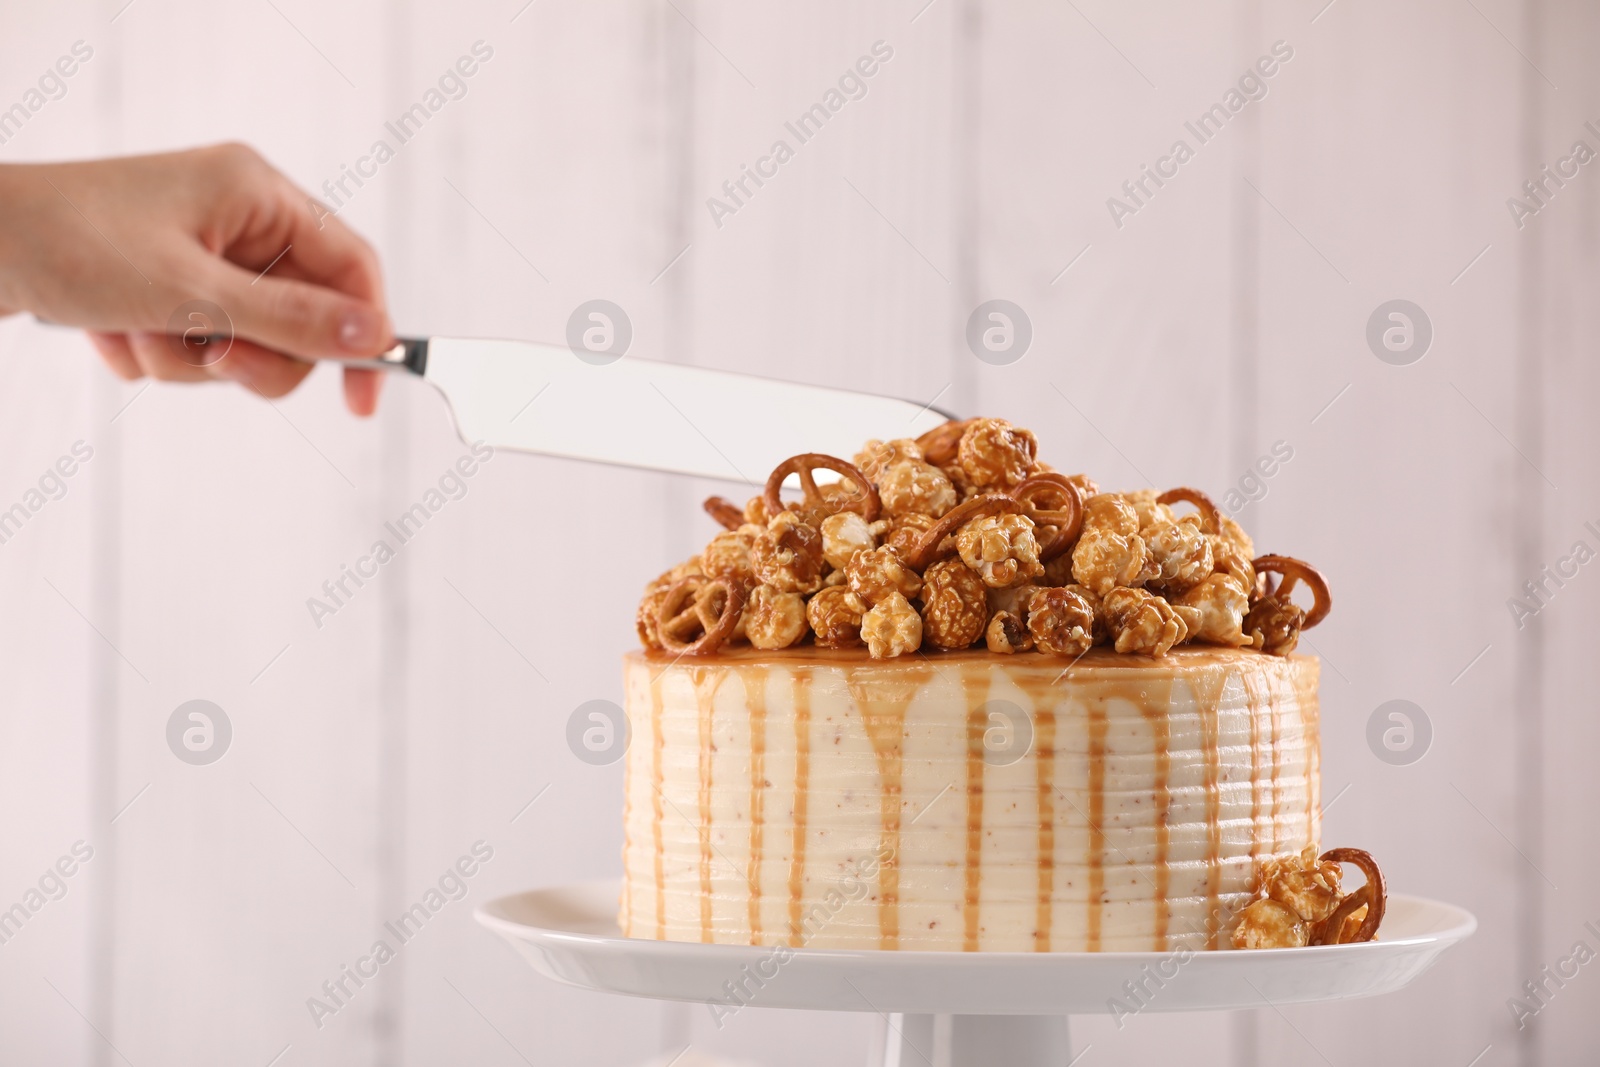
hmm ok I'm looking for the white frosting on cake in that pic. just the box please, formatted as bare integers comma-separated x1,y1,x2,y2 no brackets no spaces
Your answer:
620,647,1319,952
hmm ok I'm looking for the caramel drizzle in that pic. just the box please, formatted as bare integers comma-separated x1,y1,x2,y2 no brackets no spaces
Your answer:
786,680,811,946
1270,670,1283,854
742,667,768,943
1243,670,1264,867
1194,668,1226,950
650,675,666,940
1296,663,1322,846
963,671,989,952
848,668,929,950
694,668,719,943
1142,684,1172,950
1086,698,1108,952
1034,704,1057,952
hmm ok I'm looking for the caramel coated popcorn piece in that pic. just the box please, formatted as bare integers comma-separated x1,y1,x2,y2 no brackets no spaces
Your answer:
807,586,866,648
1230,898,1309,950
861,592,922,659
1259,846,1344,923
985,610,1033,653
940,462,980,502
1070,525,1147,597
1101,587,1187,656
1174,574,1251,647
1026,586,1096,657
702,525,760,585
743,584,808,650
1142,517,1214,596
1216,512,1255,560
956,418,1038,489
820,511,876,570
1122,488,1176,531
956,513,1045,588
1082,493,1140,537
854,437,923,478
874,512,937,556
1041,552,1076,587
846,545,923,605
743,495,774,526
751,510,826,595
920,559,988,650
878,460,958,518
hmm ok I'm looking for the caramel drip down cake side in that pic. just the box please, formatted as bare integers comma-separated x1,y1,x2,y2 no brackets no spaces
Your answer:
619,647,1320,952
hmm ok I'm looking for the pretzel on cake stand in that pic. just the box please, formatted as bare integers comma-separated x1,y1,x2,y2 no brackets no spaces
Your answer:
1310,848,1387,945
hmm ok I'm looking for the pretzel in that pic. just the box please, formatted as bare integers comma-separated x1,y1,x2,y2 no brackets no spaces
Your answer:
1310,848,1386,945
762,453,881,524
913,418,974,466
1251,554,1332,629
1156,487,1221,534
902,493,1027,571
702,495,746,531
656,577,746,655
1010,472,1084,561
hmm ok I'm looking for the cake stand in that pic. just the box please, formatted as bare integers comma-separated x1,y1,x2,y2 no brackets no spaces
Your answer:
477,880,1474,1067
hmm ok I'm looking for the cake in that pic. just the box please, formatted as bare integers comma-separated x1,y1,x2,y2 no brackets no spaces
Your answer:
624,418,1383,952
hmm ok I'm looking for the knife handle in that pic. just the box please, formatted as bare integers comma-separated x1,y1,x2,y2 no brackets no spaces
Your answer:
33,315,430,375
353,336,428,375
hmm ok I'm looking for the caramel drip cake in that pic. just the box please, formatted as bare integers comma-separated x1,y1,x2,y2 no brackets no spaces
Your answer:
626,418,1385,952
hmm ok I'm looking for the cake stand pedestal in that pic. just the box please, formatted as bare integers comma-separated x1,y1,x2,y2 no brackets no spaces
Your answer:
477,880,1474,1067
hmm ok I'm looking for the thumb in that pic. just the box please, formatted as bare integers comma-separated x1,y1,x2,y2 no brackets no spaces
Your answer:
205,258,393,362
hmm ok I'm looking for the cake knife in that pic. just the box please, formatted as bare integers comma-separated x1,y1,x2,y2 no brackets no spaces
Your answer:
358,336,956,484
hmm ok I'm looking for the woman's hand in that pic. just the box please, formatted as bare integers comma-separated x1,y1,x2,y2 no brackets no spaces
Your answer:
0,143,391,415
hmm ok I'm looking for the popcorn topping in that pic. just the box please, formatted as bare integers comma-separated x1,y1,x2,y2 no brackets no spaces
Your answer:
920,559,989,650
806,586,867,649
820,511,876,570
1231,846,1386,949
1025,586,1097,657
861,592,923,658
743,584,808,650
956,513,1045,588
637,418,1332,659
751,511,826,594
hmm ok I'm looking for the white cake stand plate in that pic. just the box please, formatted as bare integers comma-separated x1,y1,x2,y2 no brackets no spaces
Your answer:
477,880,1474,1067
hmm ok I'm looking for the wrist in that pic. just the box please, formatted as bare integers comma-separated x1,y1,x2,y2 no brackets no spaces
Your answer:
0,166,31,315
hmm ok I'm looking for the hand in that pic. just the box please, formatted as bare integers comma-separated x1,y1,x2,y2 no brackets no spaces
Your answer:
0,143,392,416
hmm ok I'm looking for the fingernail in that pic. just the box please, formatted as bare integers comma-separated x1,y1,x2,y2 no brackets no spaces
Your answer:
339,307,383,352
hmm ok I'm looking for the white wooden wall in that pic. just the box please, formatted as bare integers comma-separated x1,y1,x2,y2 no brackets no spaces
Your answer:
1,1,1596,1064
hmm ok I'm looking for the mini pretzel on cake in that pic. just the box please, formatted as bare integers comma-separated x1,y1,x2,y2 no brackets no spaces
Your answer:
638,417,1334,662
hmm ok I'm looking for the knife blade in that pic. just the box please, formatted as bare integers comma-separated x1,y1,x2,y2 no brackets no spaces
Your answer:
371,336,956,485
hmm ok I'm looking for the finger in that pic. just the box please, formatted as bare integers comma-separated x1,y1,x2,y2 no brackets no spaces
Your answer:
87,332,144,380
207,339,315,399
207,258,393,363
127,330,214,383
342,365,383,417
265,177,387,304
